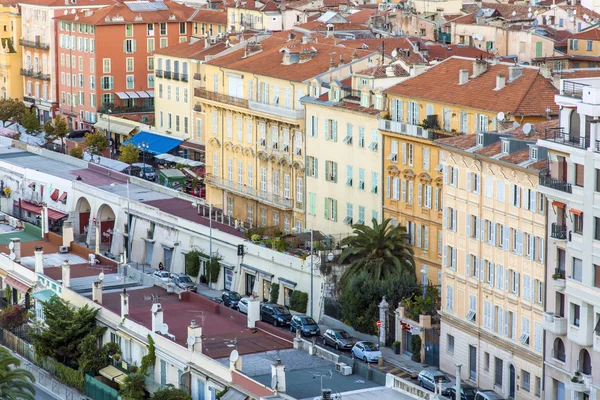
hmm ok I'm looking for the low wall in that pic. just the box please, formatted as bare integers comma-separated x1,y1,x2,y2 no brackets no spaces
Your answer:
256,321,295,342
386,373,434,399
322,315,378,343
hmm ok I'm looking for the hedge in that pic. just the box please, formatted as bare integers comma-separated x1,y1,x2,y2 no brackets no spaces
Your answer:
269,283,279,304
289,290,308,313
53,359,84,392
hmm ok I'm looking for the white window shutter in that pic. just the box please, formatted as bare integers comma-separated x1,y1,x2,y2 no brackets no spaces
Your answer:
491,222,496,245
467,172,471,192
402,143,407,164
453,168,458,186
466,214,471,236
503,226,510,249
452,249,457,269
532,191,537,212
515,272,520,296
504,311,509,336
452,210,457,231
512,313,517,339
443,207,448,228
443,246,447,268
490,263,495,286
524,189,530,210
480,218,485,241
479,258,485,281
324,119,329,140
443,166,448,184
505,269,510,293
475,217,480,240
386,176,391,198
418,184,423,206
516,186,521,207
466,254,471,276
497,308,503,334
417,225,422,248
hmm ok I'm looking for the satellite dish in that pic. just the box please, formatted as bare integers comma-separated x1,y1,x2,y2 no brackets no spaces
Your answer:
9,253,15,261
160,323,169,335
528,6,532,11
187,335,196,346
8,241,14,250
230,349,239,362
512,11,516,16
327,253,334,262
497,112,506,121
99,271,105,281
528,12,532,18
391,48,398,58
523,123,532,135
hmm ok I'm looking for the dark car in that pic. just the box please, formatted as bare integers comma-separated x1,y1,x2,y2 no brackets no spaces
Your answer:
290,315,320,336
323,329,356,350
67,129,92,139
222,291,242,309
447,384,478,400
260,304,292,327
170,273,197,292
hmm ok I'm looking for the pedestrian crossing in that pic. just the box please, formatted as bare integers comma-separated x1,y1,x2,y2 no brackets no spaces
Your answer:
371,363,413,379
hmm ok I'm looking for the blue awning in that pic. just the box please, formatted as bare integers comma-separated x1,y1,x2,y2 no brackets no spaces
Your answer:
123,131,182,155
32,289,56,303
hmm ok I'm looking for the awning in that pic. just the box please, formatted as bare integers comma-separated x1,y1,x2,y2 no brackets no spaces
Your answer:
137,91,151,99
180,141,205,152
241,263,274,278
570,209,583,215
58,192,67,203
552,201,565,208
123,131,182,155
115,91,154,100
94,119,137,137
127,92,140,99
50,189,59,201
32,289,56,303
6,276,31,293
48,209,68,221
278,277,297,287
115,92,129,100
20,201,42,215
155,154,204,166
99,365,125,382
221,388,247,400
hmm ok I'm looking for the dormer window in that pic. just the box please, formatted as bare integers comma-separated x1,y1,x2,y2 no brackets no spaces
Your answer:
376,96,383,110
529,146,538,161
361,92,369,107
476,133,484,147
502,140,509,155
361,78,368,87
333,89,339,102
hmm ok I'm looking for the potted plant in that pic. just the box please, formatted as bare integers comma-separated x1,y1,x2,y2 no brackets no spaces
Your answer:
392,341,401,355
113,353,121,362
552,272,565,280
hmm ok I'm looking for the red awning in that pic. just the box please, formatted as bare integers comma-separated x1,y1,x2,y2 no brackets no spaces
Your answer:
20,201,42,214
552,201,565,208
570,209,583,215
58,192,67,203
5,276,30,293
27,182,35,188
48,209,68,221
50,189,59,201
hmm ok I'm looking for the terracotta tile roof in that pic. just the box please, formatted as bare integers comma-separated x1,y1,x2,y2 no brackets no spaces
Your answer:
20,0,113,6
54,0,196,24
295,21,371,31
436,134,477,150
529,159,549,170
556,5,600,21
426,44,494,61
333,100,381,115
355,64,408,77
462,2,541,21
444,13,476,26
224,0,278,11
384,57,559,116
190,9,227,25
475,142,501,156
498,148,531,164
338,37,426,64
558,68,600,79
323,0,350,7
500,118,558,137
206,36,372,81
346,9,377,23
569,27,600,40
153,39,229,59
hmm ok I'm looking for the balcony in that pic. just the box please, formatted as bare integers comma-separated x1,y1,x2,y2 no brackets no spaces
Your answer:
19,38,49,50
195,88,248,109
193,73,201,81
20,69,50,81
553,278,566,290
544,127,589,149
173,72,180,81
543,312,567,336
248,100,304,120
193,104,202,112
378,119,453,140
568,376,590,393
550,223,568,240
181,73,188,82
539,174,572,193
561,81,588,99
205,174,292,210
164,71,172,79
98,104,154,114
156,70,163,78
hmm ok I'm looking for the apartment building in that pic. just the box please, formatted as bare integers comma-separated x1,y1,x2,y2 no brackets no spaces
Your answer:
199,34,374,233
0,0,22,100
538,77,600,400
19,0,113,122
54,0,195,132
533,26,600,71
437,120,551,399
190,9,227,39
379,57,558,286
302,64,407,237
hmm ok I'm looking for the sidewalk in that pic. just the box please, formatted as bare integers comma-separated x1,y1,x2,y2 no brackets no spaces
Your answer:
3,345,88,400
379,346,428,375
196,283,224,299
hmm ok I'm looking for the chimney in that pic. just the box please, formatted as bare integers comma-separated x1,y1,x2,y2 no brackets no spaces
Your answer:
34,246,43,274
539,64,552,79
495,74,506,90
246,297,261,328
187,319,203,352
338,55,344,66
62,221,73,247
411,63,426,77
9,238,20,262
472,58,488,77
459,69,469,85
386,65,396,77
61,260,71,288
352,49,358,60
508,65,523,81
271,359,286,393
321,389,332,400
120,289,129,319
92,280,103,304
151,303,163,332
329,58,335,70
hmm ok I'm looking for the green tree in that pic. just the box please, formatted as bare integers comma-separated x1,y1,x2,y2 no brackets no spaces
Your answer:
338,218,415,289
70,147,84,159
402,283,441,321
84,130,109,155
0,347,35,400
29,296,103,366
44,114,69,152
118,143,140,166
77,333,120,375
151,387,192,400
0,304,31,329
0,98,26,127
42,119,54,139
20,109,39,135
120,373,147,400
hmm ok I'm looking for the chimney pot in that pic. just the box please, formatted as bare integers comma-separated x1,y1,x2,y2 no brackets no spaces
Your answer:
271,359,286,393
151,303,163,333
61,260,71,288
508,65,523,81
92,280,103,304
495,74,506,90
34,247,44,275
459,69,469,85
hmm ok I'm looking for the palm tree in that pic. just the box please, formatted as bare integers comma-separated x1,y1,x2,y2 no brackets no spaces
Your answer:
120,373,147,400
0,348,36,400
338,218,415,288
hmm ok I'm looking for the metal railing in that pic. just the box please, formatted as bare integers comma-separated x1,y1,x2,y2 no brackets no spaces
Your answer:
550,223,568,240
193,73,201,81
248,100,304,119
19,38,49,50
164,71,172,79
20,69,50,81
195,88,248,108
539,174,572,193
205,174,292,209
156,70,163,78
562,81,588,99
544,127,589,149
181,73,188,82
173,72,180,81
98,103,154,114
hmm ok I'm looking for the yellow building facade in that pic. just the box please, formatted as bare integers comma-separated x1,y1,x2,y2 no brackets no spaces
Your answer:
0,2,21,100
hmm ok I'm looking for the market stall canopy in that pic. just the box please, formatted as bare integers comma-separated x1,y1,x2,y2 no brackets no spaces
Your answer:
123,131,182,155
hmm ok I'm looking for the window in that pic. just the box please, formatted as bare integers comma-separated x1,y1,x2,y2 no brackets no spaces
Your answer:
510,184,521,207
103,58,111,73
124,39,136,53
570,38,579,50
147,23,154,35
307,156,318,178
445,286,454,312
595,169,600,192
160,22,167,35
371,172,378,194
160,38,168,48
444,207,457,231
346,166,353,187
147,38,155,53
466,214,479,239
296,178,303,204
358,126,365,148
572,303,580,327
101,76,113,90
466,295,476,322
344,123,353,145
575,163,584,187
495,358,503,387
125,23,133,37
573,211,583,234
402,143,414,165
553,338,566,361
446,166,458,187
308,193,316,215
358,169,365,190
573,257,582,282
126,75,134,89
325,161,337,183
447,334,454,353
369,129,378,151
444,246,457,269
324,197,337,221
179,22,186,34
407,101,420,124
344,203,353,225
467,172,480,193
522,371,530,392
519,317,530,345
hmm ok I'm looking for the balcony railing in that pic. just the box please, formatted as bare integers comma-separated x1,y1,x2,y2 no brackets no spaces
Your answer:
562,81,588,99
543,312,567,336
19,38,50,50
550,223,568,240
20,69,50,81
539,174,572,193
378,119,453,140
156,70,164,78
544,127,589,149
173,72,180,81
193,73,201,81
205,174,292,209
195,88,248,108
181,73,188,82
248,100,304,120
98,104,154,114
164,71,172,79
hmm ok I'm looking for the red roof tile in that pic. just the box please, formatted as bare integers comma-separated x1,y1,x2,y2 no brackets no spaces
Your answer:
569,27,600,40
191,9,227,25
153,39,229,60
295,21,371,31
346,9,377,23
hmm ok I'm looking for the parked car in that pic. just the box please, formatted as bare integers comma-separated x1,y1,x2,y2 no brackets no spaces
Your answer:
323,329,356,350
170,273,197,292
474,390,506,400
289,315,320,336
418,370,453,396
447,384,478,400
133,163,156,180
151,270,171,282
351,341,381,363
260,303,292,327
237,297,249,314
222,291,242,309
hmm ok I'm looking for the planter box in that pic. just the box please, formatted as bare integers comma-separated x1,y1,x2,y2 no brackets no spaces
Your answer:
553,279,566,290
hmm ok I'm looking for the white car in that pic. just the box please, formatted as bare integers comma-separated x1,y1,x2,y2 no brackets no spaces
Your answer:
151,270,171,282
237,297,249,314
351,341,382,363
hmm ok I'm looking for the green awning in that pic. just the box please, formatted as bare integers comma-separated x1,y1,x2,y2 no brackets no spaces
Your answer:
32,289,55,303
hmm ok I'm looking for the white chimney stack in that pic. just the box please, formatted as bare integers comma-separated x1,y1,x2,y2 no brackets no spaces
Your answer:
187,320,203,352
495,74,506,90
120,289,129,319
508,65,523,81
10,238,20,262
271,359,286,393
34,246,43,275
92,280,103,304
61,260,71,288
151,303,163,332
459,69,469,85
247,297,261,329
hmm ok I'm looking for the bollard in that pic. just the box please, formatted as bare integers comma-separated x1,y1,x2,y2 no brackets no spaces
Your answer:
378,356,384,367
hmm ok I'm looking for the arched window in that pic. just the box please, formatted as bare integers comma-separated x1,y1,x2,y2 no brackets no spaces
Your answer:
579,349,592,375
553,338,566,362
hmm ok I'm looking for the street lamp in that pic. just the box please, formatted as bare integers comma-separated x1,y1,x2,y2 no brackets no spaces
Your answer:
138,142,149,178
420,266,427,300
